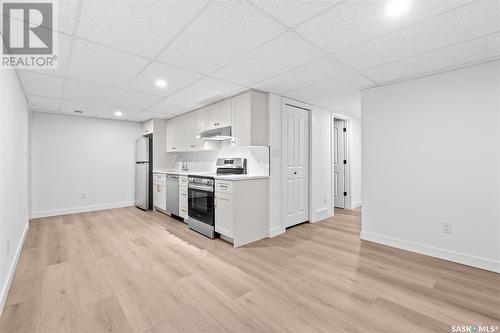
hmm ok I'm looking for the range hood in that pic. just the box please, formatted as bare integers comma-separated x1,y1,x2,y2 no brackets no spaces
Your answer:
197,126,232,141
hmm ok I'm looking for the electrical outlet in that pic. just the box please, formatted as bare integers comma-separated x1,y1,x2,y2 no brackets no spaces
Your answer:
81,193,86,199
442,222,453,234
6,240,10,256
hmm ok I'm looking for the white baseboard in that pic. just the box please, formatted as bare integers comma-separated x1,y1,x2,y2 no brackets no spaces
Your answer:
361,231,500,273
0,222,29,316
31,201,135,219
351,201,362,209
311,207,331,223
269,226,285,238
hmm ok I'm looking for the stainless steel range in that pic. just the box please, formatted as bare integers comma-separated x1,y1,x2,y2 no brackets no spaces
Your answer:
187,176,215,238
216,157,247,174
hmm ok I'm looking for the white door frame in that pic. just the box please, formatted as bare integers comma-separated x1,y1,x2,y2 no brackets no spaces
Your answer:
281,98,312,227
332,113,351,210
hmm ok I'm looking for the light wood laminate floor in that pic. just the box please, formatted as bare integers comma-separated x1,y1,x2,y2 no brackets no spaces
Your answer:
1,207,499,333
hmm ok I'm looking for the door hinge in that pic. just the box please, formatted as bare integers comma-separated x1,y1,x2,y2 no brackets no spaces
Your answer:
343,192,347,197
343,160,347,164
343,127,347,132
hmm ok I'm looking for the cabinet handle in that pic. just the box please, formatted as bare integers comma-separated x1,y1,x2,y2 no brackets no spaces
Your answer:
190,145,195,148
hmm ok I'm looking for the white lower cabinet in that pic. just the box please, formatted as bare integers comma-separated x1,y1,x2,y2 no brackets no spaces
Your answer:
214,178,269,247
215,192,234,238
179,176,188,220
153,173,166,212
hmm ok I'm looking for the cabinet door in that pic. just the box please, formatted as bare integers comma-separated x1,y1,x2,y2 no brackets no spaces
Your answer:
193,109,207,150
215,192,234,238
166,118,177,152
231,92,251,146
153,182,160,207
159,184,166,210
142,120,153,135
183,112,197,151
219,99,232,127
207,104,220,129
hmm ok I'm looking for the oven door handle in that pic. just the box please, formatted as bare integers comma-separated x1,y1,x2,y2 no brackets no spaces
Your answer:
188,184,214,192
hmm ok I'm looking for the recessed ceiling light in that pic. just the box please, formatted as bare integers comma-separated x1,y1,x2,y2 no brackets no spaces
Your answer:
114,110,123,117
386,0,410,18
155,79,167,88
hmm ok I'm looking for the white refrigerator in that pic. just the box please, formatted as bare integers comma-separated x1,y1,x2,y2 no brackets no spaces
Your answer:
135,137,151,210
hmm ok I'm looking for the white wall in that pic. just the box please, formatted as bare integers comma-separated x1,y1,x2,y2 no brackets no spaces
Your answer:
31,113,141,217
310,106,333,222
361,60,500,272
0,68,29,315
350,117,362,209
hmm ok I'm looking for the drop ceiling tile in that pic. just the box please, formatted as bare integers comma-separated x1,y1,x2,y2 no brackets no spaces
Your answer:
212,32,325,86
60,100,106,115
254,56,354,94
56,0,80,34
157,1,286,74
362,32,500,83
60,101,140,121
99,108,142,121
285,73,373,103
145,98,198,116
335,0,500,70
169,77,243,105
17,71,64,98
63,79,120,105
27,95,60,112
128,112,168,122
67,39,149,87
109,91,163,111
26,32,72,78
250,0,341,27
126,61,202,97
77,1,206,58
295,0,472,53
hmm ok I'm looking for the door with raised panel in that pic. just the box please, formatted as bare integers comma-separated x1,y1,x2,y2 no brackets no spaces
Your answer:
282,104,309,228
333,118,346,208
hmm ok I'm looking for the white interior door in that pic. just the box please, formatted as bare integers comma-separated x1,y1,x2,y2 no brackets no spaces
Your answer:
282,104,309,228
333,119,346,208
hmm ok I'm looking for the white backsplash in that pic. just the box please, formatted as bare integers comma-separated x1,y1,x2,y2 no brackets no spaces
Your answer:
166,145,270,176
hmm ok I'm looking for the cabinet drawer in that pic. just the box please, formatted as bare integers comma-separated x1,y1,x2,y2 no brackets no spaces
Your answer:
179,192,188,204
216,181,233,194
153,173,166,183
179,176,188,186
179,206,188,218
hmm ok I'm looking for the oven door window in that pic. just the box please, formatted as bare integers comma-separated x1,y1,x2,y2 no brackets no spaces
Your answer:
188,188,214,225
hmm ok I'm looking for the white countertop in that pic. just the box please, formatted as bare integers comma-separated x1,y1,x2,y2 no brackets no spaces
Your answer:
153,170,269,181
213,175,269,181
152,170,212,176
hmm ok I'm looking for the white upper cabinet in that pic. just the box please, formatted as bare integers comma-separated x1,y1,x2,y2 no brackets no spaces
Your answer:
141,119,153,135
207,99,232,129
166,117,178,152
166,90,268,152
231,90,268,146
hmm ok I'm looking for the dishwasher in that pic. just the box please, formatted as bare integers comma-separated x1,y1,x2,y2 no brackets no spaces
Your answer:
165,174,179,216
